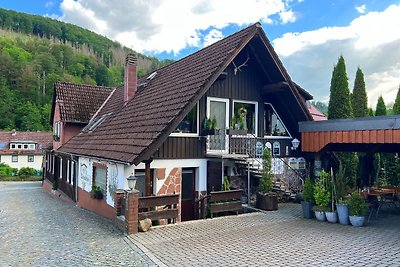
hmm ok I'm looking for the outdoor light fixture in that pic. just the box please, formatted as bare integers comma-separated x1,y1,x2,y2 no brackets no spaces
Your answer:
127,175,138,190
291,138,300,150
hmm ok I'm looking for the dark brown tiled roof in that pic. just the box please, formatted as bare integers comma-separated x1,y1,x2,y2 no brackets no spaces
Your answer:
0,131,52,155
53,82,114,123
59,23,312,164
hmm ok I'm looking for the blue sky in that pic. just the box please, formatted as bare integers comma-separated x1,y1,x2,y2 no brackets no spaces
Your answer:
1,0,399,106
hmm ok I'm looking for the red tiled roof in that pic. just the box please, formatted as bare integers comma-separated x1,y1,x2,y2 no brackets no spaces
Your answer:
0,131,52,155
308,103,327,121
59,23,312,164
53,82,114,123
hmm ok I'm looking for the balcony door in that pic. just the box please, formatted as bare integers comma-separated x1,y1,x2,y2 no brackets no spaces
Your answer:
207,97,229,153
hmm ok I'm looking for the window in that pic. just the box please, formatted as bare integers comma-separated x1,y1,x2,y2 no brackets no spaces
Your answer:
71,161,75,186
28,155,34,162
17,144,22,149
60,158,63,179
289,158,298,170
173,103,198,134
12,155,18,162
23,144,28,149
29,144,35,150
54,121,61,141
298,157,306,170
67,160,70,184
10,144,16,149
264,103,290,137
134,170,146,196
93,164,107,194
52,155,55,174
233,101,257,134
273,141,280,156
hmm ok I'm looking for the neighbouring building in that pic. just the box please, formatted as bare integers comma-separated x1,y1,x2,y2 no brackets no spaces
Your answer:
0,130,52,171
44,22,319,221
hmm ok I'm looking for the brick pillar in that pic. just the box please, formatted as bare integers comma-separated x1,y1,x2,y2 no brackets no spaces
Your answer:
114,189,126,217
125,190,139,235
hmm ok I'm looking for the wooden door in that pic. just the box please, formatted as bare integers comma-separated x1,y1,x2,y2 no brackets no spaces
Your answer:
181,168,195,221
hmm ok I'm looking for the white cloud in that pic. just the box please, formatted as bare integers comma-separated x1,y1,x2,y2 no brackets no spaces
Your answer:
355,4,366,14
45,1,54,8
273,4,400,107
57,0,296,54
203,29,223,47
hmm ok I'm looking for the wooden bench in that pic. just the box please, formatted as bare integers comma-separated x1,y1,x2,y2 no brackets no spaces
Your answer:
209,189,243,218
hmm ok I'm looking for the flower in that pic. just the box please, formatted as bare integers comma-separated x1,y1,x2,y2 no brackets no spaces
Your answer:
239,107,247,117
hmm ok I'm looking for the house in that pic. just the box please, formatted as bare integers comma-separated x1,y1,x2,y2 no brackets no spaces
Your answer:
44,22,316,221
0,130,52,172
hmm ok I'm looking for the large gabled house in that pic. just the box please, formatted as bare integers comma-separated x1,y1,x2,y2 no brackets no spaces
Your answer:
44,22,316,221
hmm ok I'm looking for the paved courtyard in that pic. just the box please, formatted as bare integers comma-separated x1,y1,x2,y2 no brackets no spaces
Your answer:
0,181,154,267
131,203,400,267
1,181,400,266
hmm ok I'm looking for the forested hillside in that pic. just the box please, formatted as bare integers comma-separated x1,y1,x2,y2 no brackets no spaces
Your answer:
0,8,173,132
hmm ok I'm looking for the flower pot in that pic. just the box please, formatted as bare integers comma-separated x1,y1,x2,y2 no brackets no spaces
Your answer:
301,201,314,219
314,211,326,222
325,211,338,223
227,129,247,135
349,215,365,227
256,192,278,211
336,204,349,225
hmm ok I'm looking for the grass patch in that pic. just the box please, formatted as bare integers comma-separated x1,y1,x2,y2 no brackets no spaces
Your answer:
0,176,43,182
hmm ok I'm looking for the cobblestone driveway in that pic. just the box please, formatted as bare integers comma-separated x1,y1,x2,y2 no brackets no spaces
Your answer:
131,203,400,267
0,182,154,267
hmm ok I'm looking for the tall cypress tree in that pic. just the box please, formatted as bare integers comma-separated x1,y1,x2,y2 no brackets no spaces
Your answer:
375,96,387,116
392,85,400,114
352,67,368,117
328,55,352,119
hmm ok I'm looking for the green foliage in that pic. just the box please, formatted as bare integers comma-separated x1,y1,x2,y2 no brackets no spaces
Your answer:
313,170,331,211
259,148,273,192
301,177,314,202
0,8,173,131
0,163,14,177
328,55,352,119
348,192,368,216
90,185,104,199
210,116,217,130
375,96,387,116
223,176,231,191
311,101,328,116
368,108,374,116
18,167,37,176
335,165,347,203
392,85,400,115
352,67,368,118
337,152,359,189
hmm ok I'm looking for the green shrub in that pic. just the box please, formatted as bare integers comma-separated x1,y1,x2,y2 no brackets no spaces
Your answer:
0,163,13,177
348,192,368,216
302,177,314,202
313,170,331,211
18,167,37,176
258,148,273,192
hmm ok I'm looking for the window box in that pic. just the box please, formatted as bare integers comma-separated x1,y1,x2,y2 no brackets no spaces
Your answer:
201,129,221,136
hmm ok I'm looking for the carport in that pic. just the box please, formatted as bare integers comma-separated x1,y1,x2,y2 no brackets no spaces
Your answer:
299,115,400,185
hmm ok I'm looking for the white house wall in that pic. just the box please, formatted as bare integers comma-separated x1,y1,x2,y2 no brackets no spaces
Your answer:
0,155,43,171
78,156,126,207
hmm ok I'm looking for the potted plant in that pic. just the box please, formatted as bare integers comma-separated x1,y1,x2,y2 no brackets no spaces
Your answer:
90,185,104,200
228,115,247,135
348,192,368,227
256,148,278,211
335,165,349,225
313,170,331,221
301,177,314,219
202,116,218,135
325,169,338,223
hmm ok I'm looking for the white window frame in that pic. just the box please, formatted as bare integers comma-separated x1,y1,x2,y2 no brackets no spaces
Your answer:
67,159,70,183
170,102,199,137
273,141,281,156
29,144,35,150
288,157,298,170
264,103,292,139
206,97,230,153
232,99,258,136
298,157,306,170
28,155,34,162
52,155,55,174
60,158,63,179
12,155,18,162
71,161,75,186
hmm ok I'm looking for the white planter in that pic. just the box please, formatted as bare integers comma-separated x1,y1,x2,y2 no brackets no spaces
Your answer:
315,211,326,222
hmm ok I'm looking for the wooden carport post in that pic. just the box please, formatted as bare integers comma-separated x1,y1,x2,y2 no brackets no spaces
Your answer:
144,159,153,196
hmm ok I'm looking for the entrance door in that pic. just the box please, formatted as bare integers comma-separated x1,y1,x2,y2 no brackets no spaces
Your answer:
207,97,229,153
181,168,195,221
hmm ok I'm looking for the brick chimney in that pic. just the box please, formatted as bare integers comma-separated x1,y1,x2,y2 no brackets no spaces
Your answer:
124,53,137,104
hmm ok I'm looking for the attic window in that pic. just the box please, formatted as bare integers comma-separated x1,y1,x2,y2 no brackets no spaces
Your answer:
172,103,198,135
264,103,290,137
147,72,157,80
85,112,113,132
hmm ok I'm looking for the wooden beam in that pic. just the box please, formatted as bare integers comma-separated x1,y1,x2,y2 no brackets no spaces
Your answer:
248,43,273,82
262,82,289,94
144,159,153,196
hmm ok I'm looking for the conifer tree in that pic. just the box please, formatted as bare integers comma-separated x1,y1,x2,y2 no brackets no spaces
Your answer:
352,67,368,117
328,56,352,119
375,96,387,116
392,85,400,115
368,108,374,116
